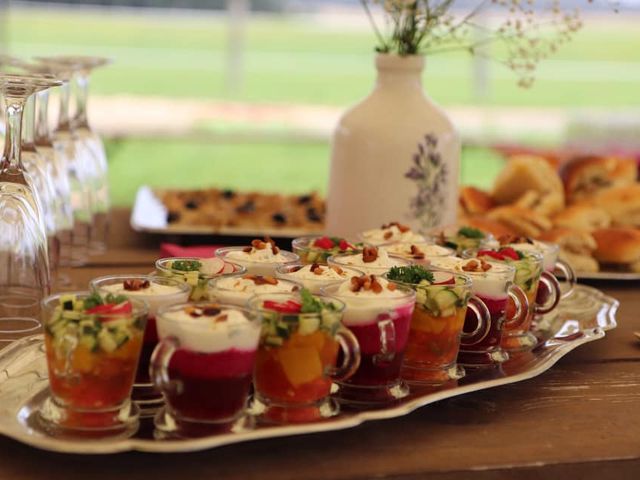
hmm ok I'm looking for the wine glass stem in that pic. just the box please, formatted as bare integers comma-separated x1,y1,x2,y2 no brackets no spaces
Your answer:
74,73,89,128
1,96,26,173
57,82,71,130
22,96,37,150
36,90,51,145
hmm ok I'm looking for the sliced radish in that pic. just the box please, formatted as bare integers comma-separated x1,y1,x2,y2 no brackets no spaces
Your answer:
200,257,225,275
432,271,455,285
221,262,236,274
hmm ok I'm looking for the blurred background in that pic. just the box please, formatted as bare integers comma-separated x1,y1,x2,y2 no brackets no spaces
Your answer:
1,0,638,206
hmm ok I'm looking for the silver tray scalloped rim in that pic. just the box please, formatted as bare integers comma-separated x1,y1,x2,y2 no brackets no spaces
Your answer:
0,285,617,455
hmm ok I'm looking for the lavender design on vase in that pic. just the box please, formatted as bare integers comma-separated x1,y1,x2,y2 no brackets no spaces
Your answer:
405,134,447,229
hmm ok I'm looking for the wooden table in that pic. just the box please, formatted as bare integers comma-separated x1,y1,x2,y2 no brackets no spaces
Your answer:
1,239,639,479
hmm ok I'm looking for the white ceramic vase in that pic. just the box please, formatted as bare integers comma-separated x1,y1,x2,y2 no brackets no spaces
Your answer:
326,54,460,236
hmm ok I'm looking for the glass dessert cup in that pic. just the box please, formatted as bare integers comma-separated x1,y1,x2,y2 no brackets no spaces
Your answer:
466,248,559,353
357,221,427,246
322,282,415,408
275,263,363,294
215,245,299,276
207,272,301,306
155,257,245,301
379,241,455,266
89,275,191,414
248,292,360,424
39,292,148,437
385,271,491,385
327,250,413,276
291,235,362,265
151,302,261,438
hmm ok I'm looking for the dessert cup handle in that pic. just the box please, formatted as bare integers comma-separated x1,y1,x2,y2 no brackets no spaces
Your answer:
460,295,492,347
150,336,183,395
328,327,361,382
505,285,529,330
373,315,397,365
554,259,576,300
535,272,561,314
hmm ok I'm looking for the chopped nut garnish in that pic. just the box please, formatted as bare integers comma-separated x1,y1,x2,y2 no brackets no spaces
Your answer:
242,246,253,253
310,263,324,275
387,282,397,291
202,307,222,317
123,279,150,291
462,259,492,273
251,239,266,250
331,265,344,275
290,265,303,272
410,244,425,260
249,237,280,254
362,246,379,263
350,274,383,293
214,314,228,323
382,221,410,233
188,307,203,318
243,274,278,285
383,231,393,240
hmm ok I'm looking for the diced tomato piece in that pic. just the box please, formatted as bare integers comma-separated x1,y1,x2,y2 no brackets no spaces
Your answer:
499,247,520,261
477,249,504,261
338,239,351,251
263,300,302,313
312,236,335,250
86,301,133,319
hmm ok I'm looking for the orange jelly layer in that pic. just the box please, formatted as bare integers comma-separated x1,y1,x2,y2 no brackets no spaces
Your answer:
255,330,338,405
404,305,466,368
45,334,143,410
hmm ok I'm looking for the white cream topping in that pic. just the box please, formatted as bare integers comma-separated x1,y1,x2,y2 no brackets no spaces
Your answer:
225,247,291,264
210,276,299,306
287,265,350,280
381,242,452,258
361,225,426,245
429,257,514,300
157,308,260,353
332,249,406,271
100,282,189,317
510,242,557,271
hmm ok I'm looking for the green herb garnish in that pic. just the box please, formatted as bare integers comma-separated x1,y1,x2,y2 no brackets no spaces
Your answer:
300,288,336,314
171,260,202,272
105,293,129,304
387,265,435,285
83,292,104,310
457,226,484,239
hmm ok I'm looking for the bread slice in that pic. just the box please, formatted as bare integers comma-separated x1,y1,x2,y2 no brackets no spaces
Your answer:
487,206,552,237
592,228,640,265
459,186,494,215
563,155,637,203
552,204,611,231
592,184,640,228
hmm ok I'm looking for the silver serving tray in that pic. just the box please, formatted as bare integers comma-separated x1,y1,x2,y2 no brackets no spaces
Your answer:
576,271,640,281
130,186,323,237
0,286,617,454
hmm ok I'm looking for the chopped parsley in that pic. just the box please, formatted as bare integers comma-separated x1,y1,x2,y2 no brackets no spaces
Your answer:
387,265,435,285
83,292,128,310
300,288,336,314
171,260,202,272
457,226,484,239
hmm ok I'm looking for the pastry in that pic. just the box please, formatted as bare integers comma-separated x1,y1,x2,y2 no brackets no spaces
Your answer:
591,184,640,228
562,155,637,203
459,186,494,215
592,228,640,272
492,154,565,215
487,206,552,237
552,204,611,231
538,228,599,273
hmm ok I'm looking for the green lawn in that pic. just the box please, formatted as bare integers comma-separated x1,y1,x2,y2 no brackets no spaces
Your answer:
7,7,639,205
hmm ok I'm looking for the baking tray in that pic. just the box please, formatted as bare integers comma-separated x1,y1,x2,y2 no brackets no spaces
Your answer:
130,186,323,237
0,285,617,454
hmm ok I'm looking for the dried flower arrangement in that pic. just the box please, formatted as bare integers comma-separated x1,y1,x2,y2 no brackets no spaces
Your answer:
361,0,617,86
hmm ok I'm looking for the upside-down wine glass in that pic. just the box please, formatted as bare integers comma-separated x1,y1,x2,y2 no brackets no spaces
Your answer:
0,73,61,320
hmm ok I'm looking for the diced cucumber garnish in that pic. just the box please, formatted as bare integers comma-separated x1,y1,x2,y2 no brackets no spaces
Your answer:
306,251,319,263
264,335,284,347
79,334,98,351
433,289,459,312
298,316,319,335
98,329,118,353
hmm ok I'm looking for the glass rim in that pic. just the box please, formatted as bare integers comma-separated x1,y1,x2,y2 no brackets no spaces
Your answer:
275,263,365,280
214,246,300,265
155,256,246,278
320,281,416,303
247,291,346,316
89,274,192,296
327,252,413,270
378,241,456,258
156,301,259,327
462,247,544,265
207,272,302,292
42,291,149,318
291,235,362,251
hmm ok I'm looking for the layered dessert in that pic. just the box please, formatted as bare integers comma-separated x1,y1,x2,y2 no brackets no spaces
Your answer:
431,257,521,364
42,292,147,430
325,275,415,404
328,246,412,276
276,263,363,294
292,235,362,265
208,273,301,306
156,303,260,423
359,221,426,246
386,266,471,383
380,242,455,264
251,290,350,423
90,275,191,387
155,257,244,301
216,237,299,276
